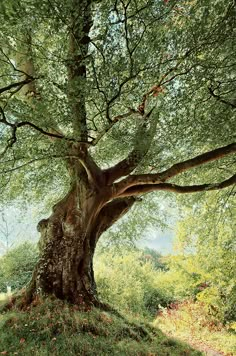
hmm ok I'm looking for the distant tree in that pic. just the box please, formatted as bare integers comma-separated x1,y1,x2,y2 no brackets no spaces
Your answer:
0,0,235,306
141,247,167,271
0,209,14,254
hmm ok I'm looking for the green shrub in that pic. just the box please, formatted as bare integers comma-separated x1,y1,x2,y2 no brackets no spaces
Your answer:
224,285,236,323
143,287,173,316
95,248,173,316
197,284,236,323
0,242,38,292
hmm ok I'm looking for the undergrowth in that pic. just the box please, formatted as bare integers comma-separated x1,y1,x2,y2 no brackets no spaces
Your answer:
0,297,202,355
154,301,236,356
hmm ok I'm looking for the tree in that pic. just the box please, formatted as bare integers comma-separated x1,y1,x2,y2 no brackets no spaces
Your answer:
0,0,235,306
0,209,14,254
141,247,167,271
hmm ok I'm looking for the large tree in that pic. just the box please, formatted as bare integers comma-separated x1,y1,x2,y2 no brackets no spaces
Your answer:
0,0,235,305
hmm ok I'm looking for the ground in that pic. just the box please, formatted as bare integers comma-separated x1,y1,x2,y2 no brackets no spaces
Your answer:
0,296,201,356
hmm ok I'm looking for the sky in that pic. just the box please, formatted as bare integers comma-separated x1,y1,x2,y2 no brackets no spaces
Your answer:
0,205,40,255
138,228,175,255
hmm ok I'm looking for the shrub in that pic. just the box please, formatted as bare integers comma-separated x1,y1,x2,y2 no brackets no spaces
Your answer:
95,248,173,316
197,285,236,324
143,287,173,316
0,242,38,292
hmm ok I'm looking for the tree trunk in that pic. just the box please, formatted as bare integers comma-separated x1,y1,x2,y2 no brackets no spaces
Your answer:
27,187,98,305
23,0,107,307
35,224,98,305
26,178,136,306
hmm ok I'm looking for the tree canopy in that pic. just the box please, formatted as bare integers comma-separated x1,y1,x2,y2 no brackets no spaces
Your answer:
0,0,235,201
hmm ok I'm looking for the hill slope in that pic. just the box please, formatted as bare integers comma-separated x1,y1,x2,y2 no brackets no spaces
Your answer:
0,298,202,355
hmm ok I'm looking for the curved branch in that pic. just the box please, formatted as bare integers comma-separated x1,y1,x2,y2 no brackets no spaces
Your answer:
156,142,236,181
0,107,91,144
114,142,236,194
208,86,236,109
105,109,158,184
16,121,72,141
0,77,36,95
118,174,236,197
105,74,137,123
93,197,136,238
93,108,139,146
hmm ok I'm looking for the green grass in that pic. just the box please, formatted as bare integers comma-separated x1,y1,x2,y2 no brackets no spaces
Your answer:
0,297,202,355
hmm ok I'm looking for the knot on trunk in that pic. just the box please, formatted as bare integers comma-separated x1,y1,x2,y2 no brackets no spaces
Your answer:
37,218,49,232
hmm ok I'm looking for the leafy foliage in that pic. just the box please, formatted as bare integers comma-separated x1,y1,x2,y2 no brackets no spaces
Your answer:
172,190,236,323
0,0,235,205
95,247,173,316
0,242,38,291
0,0,235,313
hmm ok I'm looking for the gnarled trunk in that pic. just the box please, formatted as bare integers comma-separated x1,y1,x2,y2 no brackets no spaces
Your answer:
27,183,99,304
36,225,98,305
26,179,136,306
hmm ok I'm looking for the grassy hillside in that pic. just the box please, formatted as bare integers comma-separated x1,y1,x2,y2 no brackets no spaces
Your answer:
0,297,202,356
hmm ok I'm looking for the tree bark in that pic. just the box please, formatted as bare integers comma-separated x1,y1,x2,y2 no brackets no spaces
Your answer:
27,183,97,305
25,175,136,306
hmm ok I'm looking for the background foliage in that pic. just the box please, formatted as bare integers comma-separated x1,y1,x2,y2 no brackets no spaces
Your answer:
0,242,38,291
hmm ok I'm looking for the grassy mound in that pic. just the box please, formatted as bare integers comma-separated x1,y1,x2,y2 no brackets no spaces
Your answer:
0,297,202,355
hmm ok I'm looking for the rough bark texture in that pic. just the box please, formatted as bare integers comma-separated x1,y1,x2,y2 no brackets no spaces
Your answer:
26,170,136,306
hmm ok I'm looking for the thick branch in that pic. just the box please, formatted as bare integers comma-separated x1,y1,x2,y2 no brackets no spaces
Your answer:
105,109,158,184
157,142,236,181
0,78,36,95
114,142,236,194
15,31,38,98
67,0,93,141
118,174,236,197
93,197,136,237
74,148,104,186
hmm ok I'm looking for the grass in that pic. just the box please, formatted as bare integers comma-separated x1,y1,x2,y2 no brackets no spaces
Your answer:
0,296,202,356
154,301,236,356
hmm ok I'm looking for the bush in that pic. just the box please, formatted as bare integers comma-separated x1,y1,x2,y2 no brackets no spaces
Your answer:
197,285,236,324
143,288,173,316
0,242,38,292
95,248,173,316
